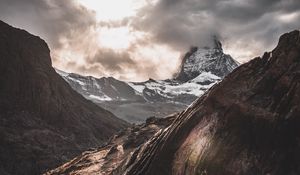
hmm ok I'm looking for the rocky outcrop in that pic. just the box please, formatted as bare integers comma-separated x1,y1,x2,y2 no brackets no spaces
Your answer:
119,30,300,175
45,114,176,175
0,21,128,175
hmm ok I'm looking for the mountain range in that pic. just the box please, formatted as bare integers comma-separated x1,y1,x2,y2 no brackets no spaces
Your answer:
56,37,239,123
48,30,300,175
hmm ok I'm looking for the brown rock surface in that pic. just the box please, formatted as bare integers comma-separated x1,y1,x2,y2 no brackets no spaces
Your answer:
45,115,175,175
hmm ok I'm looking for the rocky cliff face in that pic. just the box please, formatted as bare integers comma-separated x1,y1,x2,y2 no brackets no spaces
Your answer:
57,38,238,123
0,21,128,175
48,30,300,175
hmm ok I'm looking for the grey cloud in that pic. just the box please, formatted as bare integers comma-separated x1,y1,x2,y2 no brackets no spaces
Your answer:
82,48,161,81
98,18,130,28
0,0,97,50
0,0,145,80
131,0,300,60
131,0,219,51
88,49,135,72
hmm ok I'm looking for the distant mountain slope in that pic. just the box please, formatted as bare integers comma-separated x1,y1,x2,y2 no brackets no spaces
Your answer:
0,21,128,175
57,70,221,104
57,38,238,123
56,70,144,103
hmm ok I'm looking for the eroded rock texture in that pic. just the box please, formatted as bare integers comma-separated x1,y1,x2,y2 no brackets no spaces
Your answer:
45,115,175,175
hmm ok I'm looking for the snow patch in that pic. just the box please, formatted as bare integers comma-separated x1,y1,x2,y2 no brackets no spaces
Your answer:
127,83,145,94
190,72,220,83
68,76,86,86
93,78,100,89
55,69,69,77
89,94,112,101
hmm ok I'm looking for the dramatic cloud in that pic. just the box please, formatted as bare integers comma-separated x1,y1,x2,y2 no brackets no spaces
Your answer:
0,0,299,81
0,0,180,81
0,0,96,49
131,0,300,62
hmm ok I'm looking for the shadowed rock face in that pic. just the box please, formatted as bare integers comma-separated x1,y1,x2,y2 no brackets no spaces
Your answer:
117,30,300,175
0,21,128,175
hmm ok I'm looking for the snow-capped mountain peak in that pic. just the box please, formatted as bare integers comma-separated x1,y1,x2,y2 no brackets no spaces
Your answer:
176,38,239,82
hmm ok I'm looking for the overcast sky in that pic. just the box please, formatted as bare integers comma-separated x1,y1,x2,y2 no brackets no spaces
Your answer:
0,0,299,81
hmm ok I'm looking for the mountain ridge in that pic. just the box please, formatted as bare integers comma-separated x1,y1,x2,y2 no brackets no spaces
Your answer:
56,38,238,123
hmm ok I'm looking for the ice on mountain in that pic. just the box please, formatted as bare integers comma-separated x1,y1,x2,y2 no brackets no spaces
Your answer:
127,83,145,94
68,76,86,86
190,72,221,83
55,69,69,77
88,94,112,101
